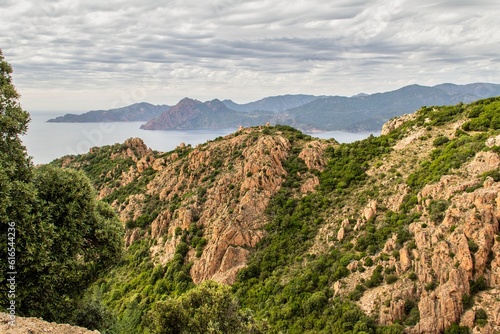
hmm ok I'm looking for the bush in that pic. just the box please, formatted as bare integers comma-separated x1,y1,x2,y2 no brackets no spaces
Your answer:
475,308,488,326
428,199,449,222
366,265,384,288
444,323,471,334
385,274,398,284
462,293,474,310
433,136,450,147
470,276,487,294
145,281,265,334
468,240,479,253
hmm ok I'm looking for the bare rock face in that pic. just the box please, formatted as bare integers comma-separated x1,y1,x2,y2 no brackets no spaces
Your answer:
188,134,291,284
380,113,416,135
298,140,328,171
408,156,500,333
485,134,500,147
363,199,377,221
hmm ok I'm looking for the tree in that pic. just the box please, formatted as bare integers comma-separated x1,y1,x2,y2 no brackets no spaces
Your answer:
0,50,124,324
146,281,266,334
0,49,37,316
16,166,124,321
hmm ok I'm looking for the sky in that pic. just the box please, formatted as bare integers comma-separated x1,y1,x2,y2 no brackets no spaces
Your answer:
1,0,499,112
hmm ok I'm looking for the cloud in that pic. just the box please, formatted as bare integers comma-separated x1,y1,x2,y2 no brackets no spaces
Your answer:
0,0,499,110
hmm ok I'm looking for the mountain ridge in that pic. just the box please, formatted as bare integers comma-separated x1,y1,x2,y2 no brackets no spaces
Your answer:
46,83,500,133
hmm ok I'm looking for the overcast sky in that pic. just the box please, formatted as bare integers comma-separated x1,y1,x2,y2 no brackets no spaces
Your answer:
1,0,499,112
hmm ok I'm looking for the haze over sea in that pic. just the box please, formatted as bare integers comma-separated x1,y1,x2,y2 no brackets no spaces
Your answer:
22,112,378,165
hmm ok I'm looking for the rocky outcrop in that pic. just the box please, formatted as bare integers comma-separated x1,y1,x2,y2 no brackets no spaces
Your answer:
381,113,416,135
86,127,328,285
405,155,500,333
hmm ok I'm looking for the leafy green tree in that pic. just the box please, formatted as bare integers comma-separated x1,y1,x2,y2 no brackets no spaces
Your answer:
17,166,124,321
146,281,266,334
0,49,37,314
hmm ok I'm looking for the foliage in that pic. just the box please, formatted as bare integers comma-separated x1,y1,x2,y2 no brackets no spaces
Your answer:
428,199,449,222
462,293,474,310
468,240,479,253
444,323,470,334
462,98,500,131
71,291,117,332
145,281,266,334
405,133,485,194
17,166,124,321
470,275,487,294
433,135,450,147
475,308,488,326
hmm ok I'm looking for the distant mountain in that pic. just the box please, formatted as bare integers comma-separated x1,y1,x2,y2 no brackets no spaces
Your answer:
223,94,320,112
47,102,170,122
140,98,273,130
48,83,500,132
283,83,500,131
434,83,500,102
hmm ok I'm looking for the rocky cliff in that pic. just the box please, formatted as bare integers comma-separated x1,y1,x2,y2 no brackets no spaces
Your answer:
55,125,328,284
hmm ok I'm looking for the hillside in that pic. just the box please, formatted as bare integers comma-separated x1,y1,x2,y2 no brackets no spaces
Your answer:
47,102,170,122
51,97,500,333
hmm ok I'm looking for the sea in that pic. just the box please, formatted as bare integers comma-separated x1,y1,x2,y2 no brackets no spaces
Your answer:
21,111,379,165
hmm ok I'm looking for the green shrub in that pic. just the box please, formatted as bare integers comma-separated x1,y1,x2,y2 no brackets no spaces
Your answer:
468,240,479,253
433,136,450,147
444,323,471,334
428,199,449,222
462,294,474,309
385,274,398,284
470,275,487,294
366,265,384,288
475,308,488,326
425,281,437,291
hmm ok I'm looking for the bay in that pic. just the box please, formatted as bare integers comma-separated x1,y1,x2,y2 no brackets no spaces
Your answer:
21,111,379,165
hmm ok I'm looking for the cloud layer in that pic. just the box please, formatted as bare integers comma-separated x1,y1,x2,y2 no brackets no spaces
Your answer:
1,0,499,111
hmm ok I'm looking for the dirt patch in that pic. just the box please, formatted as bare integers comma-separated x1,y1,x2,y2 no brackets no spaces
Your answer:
0,313,99,334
